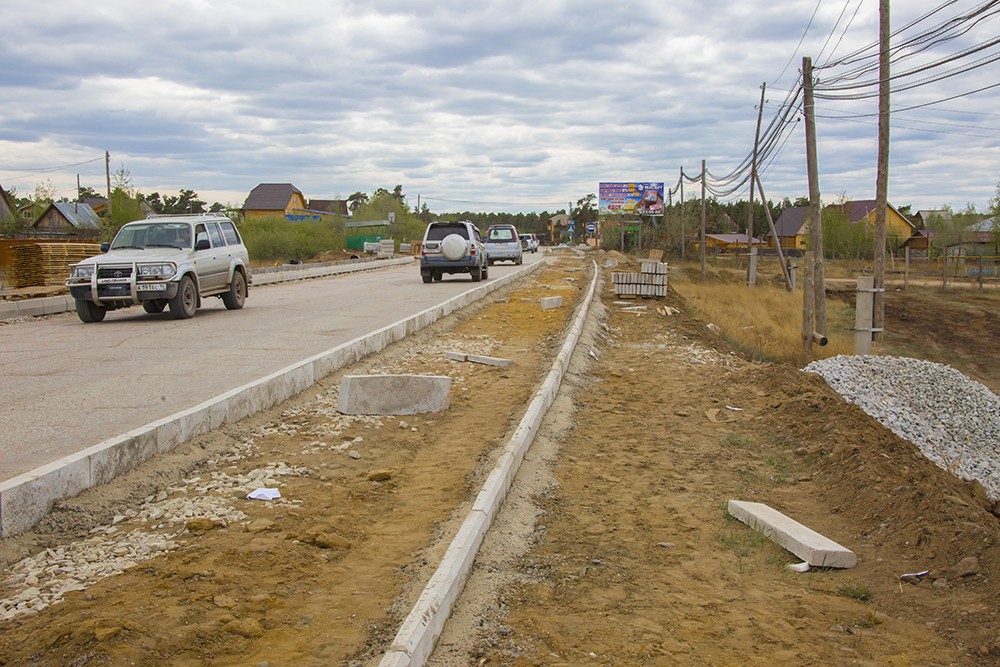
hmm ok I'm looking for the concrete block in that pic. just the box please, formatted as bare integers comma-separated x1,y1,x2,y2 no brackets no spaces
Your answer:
540,296,563,310
0,302,19,320
444,351,468,362
15,300,46,318
0,456,91,538
728,500,857,568
339,374,451,415
41,296,71,315
87,431,159,486
465,354,513,367
386,511,489,666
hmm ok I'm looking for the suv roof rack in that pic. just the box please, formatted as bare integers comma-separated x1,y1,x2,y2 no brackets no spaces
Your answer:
145,212,229,219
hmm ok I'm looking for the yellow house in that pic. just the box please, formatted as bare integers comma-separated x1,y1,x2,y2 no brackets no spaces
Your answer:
833,200,915,249
773,206,809,250
772,200,915,251
242,183,308,218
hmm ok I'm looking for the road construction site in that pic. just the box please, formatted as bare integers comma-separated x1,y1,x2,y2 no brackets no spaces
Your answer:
1,249,999,666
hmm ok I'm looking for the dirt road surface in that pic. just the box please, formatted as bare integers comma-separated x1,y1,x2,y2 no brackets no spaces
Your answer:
1,250,998,666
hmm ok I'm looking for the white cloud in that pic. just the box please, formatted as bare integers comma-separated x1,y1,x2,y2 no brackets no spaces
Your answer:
0,0,996,213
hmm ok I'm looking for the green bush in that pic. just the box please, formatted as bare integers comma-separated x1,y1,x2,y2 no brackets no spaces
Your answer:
238,215,346,262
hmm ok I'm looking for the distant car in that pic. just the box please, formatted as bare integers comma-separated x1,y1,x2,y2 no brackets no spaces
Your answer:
520,233,540,253
485,224,523,265
419,220,488,283
66,213,250,322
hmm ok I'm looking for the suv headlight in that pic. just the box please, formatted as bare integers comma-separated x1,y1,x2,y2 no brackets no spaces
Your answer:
137,262,176,280
70,265,95,281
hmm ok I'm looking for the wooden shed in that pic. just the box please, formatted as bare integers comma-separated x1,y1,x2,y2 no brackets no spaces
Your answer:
32,202,101,237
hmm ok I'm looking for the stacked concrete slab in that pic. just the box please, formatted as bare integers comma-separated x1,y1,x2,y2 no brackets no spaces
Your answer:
612,260,668,297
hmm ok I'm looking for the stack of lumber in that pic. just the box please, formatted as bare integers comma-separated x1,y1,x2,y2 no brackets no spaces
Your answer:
8,243,100,288
612,260,668,297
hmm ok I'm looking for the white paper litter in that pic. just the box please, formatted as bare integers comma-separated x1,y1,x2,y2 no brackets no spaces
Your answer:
785,561,810,573
246,488,281,501
725,405,744,411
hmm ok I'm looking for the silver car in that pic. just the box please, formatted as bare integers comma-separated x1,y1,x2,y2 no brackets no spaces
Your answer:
67,213,250,322
419,220,488,283
485,224,523,265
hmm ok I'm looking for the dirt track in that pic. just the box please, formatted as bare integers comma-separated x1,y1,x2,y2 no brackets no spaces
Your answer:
1,250,998,666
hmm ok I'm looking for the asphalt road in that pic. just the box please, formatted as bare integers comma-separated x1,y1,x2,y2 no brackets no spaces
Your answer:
0,254,543,481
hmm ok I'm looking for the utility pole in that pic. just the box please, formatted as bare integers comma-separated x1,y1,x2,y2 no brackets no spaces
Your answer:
756,173,792,290
679,167,686,261
700,159,707,281
873,0,890,341
748,82,766,286
105,151,112,218
803,56,826,346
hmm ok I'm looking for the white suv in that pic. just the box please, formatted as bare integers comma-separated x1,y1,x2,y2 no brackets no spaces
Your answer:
520,233,540,253
67,213,250,322
420,220,488,283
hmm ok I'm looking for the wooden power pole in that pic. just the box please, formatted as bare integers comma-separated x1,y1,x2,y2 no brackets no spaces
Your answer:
679,167,686,261
873,0,891,341
747,82,766,287
700,159,707,281
802,57,827,349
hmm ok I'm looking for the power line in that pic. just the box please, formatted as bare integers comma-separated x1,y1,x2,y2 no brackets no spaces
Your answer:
0,156,105,182
770,0,824,87
420,195,572,209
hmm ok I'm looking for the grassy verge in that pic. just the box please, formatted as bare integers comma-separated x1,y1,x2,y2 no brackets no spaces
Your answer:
670,261,854,365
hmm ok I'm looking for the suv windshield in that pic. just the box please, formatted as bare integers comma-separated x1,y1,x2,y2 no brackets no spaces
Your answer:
111,223,192,250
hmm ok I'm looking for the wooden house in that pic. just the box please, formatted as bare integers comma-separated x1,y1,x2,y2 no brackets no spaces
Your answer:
32,202,101,237
772,206,809,251
830,200,915,249
901,229,933,255
704,233,766,252
242,183,308,219
772,200,916,252
913,209,950,229
0,185,15,222
947,218,998,256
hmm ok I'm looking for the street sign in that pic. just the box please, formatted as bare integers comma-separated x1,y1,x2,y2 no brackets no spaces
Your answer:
587,223,595,233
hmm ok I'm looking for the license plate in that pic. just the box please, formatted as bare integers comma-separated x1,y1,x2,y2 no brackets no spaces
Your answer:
137,283,167,292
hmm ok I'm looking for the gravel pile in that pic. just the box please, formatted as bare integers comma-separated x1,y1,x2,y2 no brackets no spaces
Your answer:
803,355,1000,501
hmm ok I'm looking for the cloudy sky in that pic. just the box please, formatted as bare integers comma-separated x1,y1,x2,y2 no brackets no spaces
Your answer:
1,0,998,214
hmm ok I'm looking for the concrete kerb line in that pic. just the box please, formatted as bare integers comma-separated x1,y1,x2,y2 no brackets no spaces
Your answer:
0,260,544,538
380,260,600,667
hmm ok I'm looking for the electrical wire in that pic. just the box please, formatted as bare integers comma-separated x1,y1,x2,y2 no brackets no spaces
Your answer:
0,156,105,182
770,0,824,87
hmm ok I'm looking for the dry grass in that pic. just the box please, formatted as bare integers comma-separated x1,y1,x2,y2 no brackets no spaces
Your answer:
670,261,854,365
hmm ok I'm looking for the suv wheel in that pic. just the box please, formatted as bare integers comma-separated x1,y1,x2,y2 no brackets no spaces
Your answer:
422,273,432,283
75,299,106,323
471,264,482,282
222,271,247,310
169,275,198,319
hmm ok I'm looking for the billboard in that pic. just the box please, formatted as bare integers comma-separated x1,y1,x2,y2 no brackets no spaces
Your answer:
599,182,665,216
